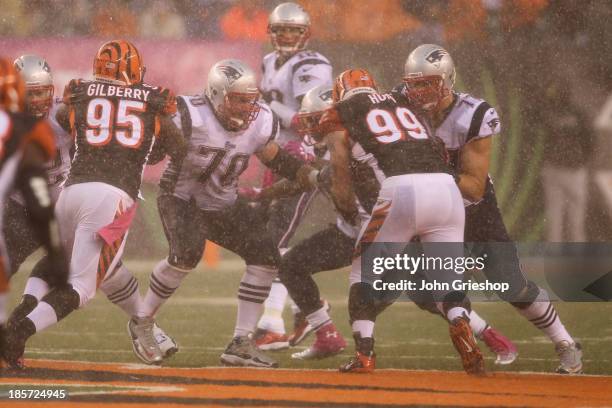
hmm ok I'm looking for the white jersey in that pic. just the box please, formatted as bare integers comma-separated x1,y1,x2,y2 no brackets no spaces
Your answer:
435,92,500,206
161,95,279,211
436,92,500,151
261,50,332,145
10,100,72,205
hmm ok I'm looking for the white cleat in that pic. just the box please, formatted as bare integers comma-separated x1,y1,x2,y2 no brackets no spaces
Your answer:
220,336,278,368
127,317,163,365
555,341,583,374
154,323,179,360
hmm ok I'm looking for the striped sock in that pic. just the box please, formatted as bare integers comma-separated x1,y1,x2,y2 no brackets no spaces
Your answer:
103,265,141,317
141,260,190,318
516,297,573,344
234,265,275,337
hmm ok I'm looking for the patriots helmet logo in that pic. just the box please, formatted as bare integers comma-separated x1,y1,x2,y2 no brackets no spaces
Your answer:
487,117,500,131
320,89,333,102
218,65,242,85
425,49,448,67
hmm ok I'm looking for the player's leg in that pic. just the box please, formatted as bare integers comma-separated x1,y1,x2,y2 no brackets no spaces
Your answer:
278,224,352,359
210,201,281,368
341,178,410,373
133,194,206,364
466,194,582,373
410,174,484,375
5,183,130,366
99,260,178,360
257,191,317,348
2,198,47,332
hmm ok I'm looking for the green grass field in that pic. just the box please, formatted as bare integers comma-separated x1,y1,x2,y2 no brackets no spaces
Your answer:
9,257,612,376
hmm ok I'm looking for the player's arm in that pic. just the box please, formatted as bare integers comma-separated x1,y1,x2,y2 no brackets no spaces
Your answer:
17,121,68,286
326,131,358,223
458,137,492,202
256,141,317,190
156,113,187,162
55,104,71,133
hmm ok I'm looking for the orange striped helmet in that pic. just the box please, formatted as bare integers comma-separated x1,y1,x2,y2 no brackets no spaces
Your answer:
332,69,377,103
93,40,145,86
0,57,26,113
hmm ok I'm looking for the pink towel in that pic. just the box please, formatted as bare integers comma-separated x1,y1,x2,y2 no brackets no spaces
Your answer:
97,203,138,245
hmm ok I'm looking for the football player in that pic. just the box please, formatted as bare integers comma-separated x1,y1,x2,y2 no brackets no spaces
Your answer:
137,59,317,368
0,57,68,364
3,40,187,367
399,44,582,374
255,2,334,350
5,54,178,365
268,85,516,365
317,69,485,375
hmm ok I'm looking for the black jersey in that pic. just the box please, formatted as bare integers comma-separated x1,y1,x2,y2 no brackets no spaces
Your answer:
62,79,176,198
322,91,451,178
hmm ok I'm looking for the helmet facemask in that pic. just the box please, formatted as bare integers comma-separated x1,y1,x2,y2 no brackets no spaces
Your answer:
218,91,261,131
403,75,446,112
297,110,325,145
25,84,54,117
268,24,310,57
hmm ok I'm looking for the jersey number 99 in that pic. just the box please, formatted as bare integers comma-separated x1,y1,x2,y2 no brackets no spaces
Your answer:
366,107,427,144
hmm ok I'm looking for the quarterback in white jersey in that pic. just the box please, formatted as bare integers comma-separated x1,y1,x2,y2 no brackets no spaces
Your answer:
255,1,334,351
260,3,332,145
401,44,582,374
139,59,316,368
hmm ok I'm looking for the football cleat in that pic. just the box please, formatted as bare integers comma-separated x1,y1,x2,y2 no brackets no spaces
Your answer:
449,317,485,376
479,326,518,365
289,300,329,347
3,321,27,369
220,336,279,368
292,323,346,360
153,323,179,359
555,341,583,374
288,313,312,347
254,329,289,351
339,351,375,373
128,317,163,365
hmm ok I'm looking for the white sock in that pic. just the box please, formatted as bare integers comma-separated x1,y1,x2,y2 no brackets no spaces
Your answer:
306,305,331,331
0,293,8,325
352,320,375,338
26,302,58,332
257,280,287,333
516,291,573,344
141,260,190,318
446,306,469,323
234,265,275,337
289,297,301,315
24,277,50,301
469,310,488,337
101,264,142,317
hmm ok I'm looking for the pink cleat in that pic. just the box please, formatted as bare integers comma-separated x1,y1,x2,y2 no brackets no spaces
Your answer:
480,326,518,365
291,323,346,360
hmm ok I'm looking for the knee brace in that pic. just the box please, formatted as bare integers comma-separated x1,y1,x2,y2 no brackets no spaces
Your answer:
348,283,378,323
40,285,80,320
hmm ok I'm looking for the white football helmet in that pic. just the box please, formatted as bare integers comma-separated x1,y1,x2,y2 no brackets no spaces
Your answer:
297,85,333,144
268,2,311,57
403,44,456,111
206,59,260,131
13,54,54,117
